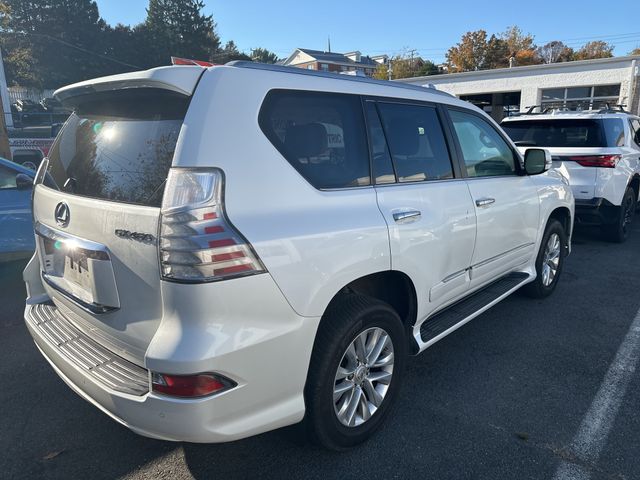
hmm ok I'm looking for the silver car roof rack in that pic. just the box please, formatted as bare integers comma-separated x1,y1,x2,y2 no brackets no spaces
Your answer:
226,61,454,98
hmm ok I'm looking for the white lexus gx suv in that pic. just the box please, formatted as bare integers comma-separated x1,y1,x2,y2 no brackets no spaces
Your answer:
23,62,574,449
502,108,640,242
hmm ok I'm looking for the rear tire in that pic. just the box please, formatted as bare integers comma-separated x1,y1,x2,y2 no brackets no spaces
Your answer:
602,187,635,243
304,294,407,450
523,219,567,299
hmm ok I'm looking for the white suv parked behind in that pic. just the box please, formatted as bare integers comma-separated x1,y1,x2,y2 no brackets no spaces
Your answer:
23,62,574,449
502,108,640,242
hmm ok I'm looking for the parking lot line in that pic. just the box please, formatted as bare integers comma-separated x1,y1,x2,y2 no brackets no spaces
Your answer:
553,305,640,480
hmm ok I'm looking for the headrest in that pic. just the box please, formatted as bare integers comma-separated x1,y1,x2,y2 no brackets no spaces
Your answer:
284,123,328,158
386,117,419,156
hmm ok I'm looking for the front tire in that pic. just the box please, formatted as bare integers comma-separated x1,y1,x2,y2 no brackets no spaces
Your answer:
304,294,407,450
602,187,635,243
523,219,567,299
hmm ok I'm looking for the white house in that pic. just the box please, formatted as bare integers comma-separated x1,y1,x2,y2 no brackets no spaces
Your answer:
398,55,640,121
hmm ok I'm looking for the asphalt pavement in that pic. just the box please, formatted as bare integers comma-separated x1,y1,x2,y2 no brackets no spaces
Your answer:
1,225,639,480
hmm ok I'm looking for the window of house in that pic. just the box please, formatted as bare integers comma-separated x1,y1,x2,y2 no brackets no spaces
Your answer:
449,110,516,177
376,102,453,182
259,90,370,189
320,63,329,71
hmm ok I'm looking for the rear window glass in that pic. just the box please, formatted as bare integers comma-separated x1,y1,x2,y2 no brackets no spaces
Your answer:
259,90,370,189
47,90,188,207
502,118,625,148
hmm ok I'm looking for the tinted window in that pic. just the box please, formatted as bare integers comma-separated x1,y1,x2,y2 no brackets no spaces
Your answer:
364,102,395,184
260,90,370,189
450,110,516,177
502,118,625,148
377,103,452,183
47,90,188,207
630,119,640,146
0,165,17,189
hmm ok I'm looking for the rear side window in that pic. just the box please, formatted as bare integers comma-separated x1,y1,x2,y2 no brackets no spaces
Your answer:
47,89,188,207
259,90,370,189
376,102,453,182
0,165,17,189
502,118,626,148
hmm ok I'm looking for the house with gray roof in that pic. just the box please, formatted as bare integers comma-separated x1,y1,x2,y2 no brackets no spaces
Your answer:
281,48,387,77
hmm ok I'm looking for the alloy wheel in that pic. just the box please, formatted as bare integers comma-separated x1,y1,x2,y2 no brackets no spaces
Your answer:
541,233,561,287
333,327,394,427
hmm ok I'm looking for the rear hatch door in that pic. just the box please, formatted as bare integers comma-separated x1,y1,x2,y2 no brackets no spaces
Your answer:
32,67,204,365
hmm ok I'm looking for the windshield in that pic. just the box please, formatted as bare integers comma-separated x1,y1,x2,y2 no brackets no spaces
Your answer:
47,90,189,207
502,118,625,148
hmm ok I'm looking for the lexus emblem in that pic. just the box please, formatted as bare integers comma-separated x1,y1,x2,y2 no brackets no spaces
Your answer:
54,202,70,227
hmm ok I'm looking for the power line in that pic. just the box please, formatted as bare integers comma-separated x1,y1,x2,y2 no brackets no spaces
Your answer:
0,31,141,69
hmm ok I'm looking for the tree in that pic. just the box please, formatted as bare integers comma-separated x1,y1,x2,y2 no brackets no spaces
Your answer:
630,47,640,55
500,25,538,66
1,0,113,87
574,41,614,60
250,47,279,64
373,51,440,80
143,0,220,68
484,34,509,69
446,30,489,72
536,41,574,64
210,40,250,63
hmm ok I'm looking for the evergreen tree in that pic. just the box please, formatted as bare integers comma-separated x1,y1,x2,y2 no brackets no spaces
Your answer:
142,0,219,67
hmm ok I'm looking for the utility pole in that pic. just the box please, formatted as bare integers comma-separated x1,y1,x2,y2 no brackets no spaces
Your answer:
408,49,417,76
0,47,12,160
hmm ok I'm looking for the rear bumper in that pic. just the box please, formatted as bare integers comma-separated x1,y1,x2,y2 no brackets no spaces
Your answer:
575,198,618,226
24,274,321,443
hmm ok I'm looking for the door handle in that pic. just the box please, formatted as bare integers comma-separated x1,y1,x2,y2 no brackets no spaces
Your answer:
393,209,422,224
475,197,495,207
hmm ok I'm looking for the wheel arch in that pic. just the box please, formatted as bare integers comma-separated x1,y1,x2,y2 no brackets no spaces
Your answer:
321,270,418,340
547,206,572,238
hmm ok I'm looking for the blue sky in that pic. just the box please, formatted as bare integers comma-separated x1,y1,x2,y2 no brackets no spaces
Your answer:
95,0,640,61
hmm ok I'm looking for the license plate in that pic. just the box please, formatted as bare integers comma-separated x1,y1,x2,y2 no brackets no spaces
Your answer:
36,223,119,312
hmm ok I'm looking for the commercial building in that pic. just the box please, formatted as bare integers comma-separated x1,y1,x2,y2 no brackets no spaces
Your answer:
399,55,640,121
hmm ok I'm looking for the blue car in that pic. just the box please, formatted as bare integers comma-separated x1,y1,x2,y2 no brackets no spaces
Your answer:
0,157,35,262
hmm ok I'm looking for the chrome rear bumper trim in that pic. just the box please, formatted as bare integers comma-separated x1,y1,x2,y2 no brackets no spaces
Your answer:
26,303,149,396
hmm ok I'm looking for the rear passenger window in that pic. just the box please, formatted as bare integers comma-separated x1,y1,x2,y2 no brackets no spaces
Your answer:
377,103,453,182
259,90,370,189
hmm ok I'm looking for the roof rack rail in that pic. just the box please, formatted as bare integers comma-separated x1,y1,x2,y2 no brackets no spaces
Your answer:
225,61,455,98
598,103,629,114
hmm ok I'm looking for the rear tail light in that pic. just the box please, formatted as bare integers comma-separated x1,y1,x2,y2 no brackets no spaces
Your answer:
151,372,235,398
160,168,265,282
568,155,621,168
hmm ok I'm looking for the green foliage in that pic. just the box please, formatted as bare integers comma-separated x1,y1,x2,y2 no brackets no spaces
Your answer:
250,47,279,64
0,0,269,89
373,51,441,80
141,0,219,68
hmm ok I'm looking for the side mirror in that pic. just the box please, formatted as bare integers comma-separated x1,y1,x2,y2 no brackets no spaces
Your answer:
524,148,552,175
15,173,34,190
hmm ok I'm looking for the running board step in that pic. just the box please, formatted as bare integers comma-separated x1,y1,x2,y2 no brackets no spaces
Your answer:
420,272,530,343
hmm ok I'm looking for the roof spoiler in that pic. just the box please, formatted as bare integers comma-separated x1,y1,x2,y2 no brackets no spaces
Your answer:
54,66,206,106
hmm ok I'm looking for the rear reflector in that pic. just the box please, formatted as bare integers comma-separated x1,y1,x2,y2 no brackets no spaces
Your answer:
159,168,266,282
568,155,621,168
151,372,235,398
